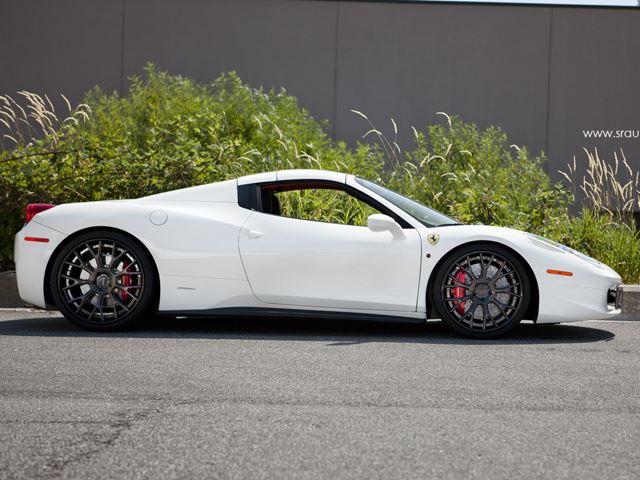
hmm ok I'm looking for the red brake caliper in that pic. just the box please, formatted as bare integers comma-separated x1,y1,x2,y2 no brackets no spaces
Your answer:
120,261,131,302
452,269,468,315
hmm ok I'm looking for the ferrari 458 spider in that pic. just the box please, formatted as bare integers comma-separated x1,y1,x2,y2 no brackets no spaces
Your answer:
14,169,623,338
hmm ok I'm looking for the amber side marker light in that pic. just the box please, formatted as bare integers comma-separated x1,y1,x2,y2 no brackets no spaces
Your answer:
546,269,573,277
24,237,50,243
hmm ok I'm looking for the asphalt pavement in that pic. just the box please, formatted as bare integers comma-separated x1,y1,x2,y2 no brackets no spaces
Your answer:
0,309,638,480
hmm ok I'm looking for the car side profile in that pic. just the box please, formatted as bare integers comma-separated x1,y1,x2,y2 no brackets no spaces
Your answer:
14,169,623,338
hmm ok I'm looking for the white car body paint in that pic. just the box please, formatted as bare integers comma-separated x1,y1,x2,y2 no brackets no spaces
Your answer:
14,169,621,323
238,212,422,311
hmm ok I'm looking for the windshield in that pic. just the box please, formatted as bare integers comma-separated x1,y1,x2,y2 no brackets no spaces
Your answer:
355,177,460,227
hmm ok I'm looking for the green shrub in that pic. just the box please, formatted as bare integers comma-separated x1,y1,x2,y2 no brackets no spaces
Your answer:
378,112,572,237
1,65,639,283
0,66,379,267
562,211,640,282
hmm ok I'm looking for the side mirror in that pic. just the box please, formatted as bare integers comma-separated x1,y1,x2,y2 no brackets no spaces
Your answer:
367,214,403,237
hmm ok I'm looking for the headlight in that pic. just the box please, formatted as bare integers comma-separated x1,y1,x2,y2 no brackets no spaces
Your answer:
526,234,607,270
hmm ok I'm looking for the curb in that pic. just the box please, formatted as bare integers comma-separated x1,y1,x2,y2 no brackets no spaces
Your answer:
617,285,640,321
1,271,639,320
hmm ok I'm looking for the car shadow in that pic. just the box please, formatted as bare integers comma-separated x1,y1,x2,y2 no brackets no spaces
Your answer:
0,314,615,345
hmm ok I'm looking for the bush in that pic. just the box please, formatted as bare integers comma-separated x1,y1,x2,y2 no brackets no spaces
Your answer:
563,211,640,283
379,112,572,237
1,65,639,283
0,66,379,267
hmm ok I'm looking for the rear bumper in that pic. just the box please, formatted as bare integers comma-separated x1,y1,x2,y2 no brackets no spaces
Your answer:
14,221,67,308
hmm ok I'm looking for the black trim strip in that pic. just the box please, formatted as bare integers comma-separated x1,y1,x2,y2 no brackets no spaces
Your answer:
237,184,261,211
160,307,426,323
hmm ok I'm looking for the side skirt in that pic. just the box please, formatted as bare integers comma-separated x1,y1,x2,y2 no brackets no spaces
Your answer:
159,307,427,324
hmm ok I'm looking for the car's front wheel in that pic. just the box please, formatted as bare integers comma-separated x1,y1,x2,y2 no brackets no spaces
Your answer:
431,243,530,338
50,230,157,331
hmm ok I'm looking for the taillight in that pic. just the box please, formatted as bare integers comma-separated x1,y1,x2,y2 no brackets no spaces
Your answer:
25,203,56,224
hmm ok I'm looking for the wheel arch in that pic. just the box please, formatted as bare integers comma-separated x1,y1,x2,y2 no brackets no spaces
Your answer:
426,240,539,322
43,226,161,307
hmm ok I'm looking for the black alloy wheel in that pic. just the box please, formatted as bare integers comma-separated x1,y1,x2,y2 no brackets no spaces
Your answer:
432,243,530,338
50,230,157,331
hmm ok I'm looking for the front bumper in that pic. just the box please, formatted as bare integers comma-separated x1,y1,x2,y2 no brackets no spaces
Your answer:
536,269,622,324
608,285,624,310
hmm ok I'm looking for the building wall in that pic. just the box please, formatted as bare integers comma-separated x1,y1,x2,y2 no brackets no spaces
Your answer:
1,0,639,178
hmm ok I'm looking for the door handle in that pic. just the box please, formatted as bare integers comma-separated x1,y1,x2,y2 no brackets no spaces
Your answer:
248,229,264,238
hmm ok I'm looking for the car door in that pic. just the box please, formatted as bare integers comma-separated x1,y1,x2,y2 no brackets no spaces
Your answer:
238,183,422,312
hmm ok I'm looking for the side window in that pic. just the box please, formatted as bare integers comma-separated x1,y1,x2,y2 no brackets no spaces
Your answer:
274,187,380,227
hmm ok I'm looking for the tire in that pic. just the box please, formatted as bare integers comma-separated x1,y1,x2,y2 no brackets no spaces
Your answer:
431,243,531,339
49,230,158,331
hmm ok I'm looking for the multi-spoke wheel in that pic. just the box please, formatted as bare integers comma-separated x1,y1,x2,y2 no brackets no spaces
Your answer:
50,230,158,330
431,243,530,338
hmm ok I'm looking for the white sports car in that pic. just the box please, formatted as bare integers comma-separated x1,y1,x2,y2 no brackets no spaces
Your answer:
14,169,623,338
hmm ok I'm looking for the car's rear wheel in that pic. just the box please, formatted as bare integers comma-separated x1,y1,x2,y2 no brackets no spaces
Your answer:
431,243,530,338
50,230,157,331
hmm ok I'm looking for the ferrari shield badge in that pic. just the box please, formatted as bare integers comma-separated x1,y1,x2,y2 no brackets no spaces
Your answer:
427,233,440,246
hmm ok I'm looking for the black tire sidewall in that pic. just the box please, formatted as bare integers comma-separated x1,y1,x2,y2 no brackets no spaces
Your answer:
50,230,158,331
431,243,531,339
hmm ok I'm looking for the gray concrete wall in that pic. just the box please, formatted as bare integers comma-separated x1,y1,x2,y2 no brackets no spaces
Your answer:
1,0,639,178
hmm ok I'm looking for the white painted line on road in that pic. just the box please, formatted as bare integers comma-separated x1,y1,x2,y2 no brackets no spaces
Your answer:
0,307,58,313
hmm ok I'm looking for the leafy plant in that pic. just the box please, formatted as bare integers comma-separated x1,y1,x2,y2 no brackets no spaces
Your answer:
0,66,379,266
353,111,572,236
